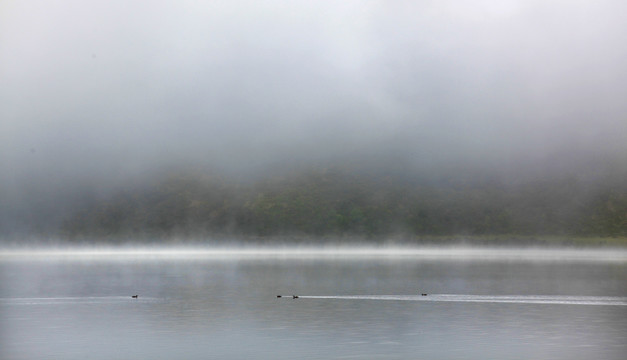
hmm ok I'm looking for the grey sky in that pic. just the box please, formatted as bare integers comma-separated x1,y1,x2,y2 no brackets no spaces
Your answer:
2,0,626,188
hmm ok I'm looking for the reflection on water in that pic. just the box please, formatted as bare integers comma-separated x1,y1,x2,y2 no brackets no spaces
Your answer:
1,247,626,360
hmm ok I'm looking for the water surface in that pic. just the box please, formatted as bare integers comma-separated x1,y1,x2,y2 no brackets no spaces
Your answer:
1,247,626,359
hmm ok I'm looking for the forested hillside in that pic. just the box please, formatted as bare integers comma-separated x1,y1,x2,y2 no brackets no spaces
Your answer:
61,167,627,241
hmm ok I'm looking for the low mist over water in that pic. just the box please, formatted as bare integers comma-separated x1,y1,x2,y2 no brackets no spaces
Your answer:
2,1,627,241
2,246,627,262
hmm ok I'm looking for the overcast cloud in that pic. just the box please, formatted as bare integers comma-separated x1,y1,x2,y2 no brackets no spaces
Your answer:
2,0,627,194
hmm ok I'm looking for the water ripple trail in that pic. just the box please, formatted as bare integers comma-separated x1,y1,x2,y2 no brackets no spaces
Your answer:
295,294,627,306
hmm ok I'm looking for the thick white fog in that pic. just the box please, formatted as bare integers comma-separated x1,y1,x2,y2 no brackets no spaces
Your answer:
1,1,626,236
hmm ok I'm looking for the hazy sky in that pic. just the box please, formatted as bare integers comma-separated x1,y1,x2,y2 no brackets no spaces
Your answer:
2,0,627,189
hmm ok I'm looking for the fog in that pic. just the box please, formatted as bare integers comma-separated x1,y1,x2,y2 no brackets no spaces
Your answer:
2,1,626,237
3,246,626,263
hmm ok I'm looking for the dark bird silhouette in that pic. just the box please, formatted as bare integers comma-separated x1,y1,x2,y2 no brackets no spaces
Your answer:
132,295,138,298
293,295,299,299
277,295,282,298
421,293,428,296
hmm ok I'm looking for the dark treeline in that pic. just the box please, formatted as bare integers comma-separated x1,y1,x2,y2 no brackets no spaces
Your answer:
60,166,627,241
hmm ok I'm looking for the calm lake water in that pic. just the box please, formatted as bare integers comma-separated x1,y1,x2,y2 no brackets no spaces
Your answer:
1,247,626,360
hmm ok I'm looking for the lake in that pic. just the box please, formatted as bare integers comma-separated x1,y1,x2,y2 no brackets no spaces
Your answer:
1,246,626,359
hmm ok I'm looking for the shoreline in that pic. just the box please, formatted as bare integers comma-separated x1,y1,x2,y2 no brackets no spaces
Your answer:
2,234,626,248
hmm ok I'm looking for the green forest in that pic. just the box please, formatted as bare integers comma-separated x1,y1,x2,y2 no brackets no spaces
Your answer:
61,166,627,243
